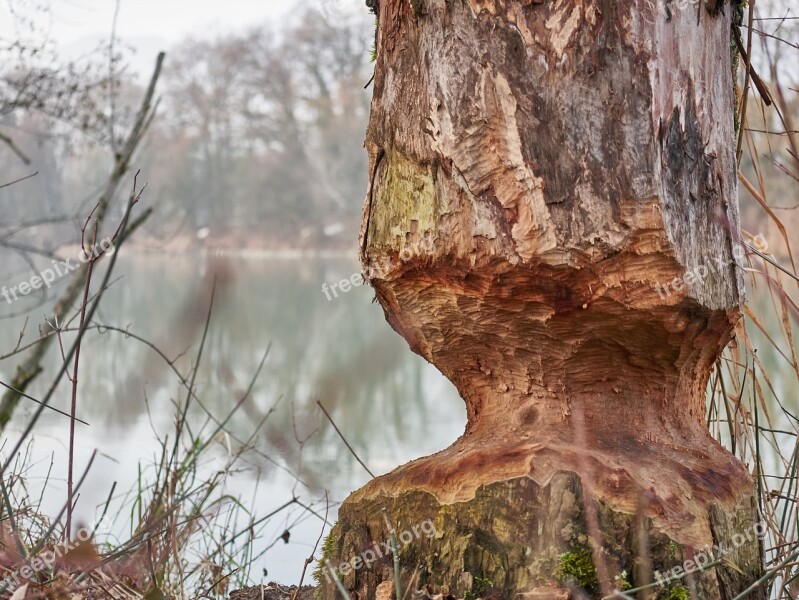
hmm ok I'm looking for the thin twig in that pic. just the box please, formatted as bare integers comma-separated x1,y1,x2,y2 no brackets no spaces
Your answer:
736,1,755,164
294,491,329,600
316,400,375,478
0,130,31,164
66,203,105,538
382,508,402,600
0,171,38,190
0,379,89,424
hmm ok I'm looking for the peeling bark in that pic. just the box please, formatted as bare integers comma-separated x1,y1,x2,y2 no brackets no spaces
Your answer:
328,1,763,598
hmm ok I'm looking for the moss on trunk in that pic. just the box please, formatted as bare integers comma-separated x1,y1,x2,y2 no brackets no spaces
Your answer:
319,474,762,599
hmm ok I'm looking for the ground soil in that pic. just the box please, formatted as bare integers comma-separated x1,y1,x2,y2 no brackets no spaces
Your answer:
228,583,315,600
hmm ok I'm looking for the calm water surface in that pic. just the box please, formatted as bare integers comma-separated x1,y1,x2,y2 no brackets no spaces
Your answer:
0,253,465,583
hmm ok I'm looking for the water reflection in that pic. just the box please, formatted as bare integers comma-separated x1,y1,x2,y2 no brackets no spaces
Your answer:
0,254,465,581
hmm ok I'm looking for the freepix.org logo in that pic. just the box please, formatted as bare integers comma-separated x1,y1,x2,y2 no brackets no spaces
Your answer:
322,235,435,301
319,0,361,19
1,237,114,304
0,515,113,592
321,518,437,584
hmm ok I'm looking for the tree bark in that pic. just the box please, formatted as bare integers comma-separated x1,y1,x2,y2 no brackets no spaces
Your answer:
323,1,764,598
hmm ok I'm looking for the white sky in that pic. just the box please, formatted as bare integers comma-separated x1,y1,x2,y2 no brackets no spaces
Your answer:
1,0,370,76
11,0,304,44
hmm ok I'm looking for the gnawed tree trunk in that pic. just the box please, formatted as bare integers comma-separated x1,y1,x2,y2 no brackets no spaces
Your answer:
323,1,764,598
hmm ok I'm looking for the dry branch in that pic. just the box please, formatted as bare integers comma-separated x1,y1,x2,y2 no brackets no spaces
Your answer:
0,52,165,429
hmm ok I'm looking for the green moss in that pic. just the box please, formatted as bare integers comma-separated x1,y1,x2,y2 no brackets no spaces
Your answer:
667,541,679,561
731,0,747,27
367,149,438,251
659,584,690,600
463,575,493,600
313,531,339,599
731,0,747,136
474,576,493,596
370,16,378,63
555,548,598,593
613,570,631,591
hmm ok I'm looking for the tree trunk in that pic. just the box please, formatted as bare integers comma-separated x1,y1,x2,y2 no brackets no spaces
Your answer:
322,1,764,598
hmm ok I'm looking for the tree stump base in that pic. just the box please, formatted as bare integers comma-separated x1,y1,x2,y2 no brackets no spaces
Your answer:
321,472,763,599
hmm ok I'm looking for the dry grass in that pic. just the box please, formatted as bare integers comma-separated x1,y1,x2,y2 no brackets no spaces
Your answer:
708,5,799,597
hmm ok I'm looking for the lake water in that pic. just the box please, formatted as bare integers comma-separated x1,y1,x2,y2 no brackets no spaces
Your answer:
0,252,465,585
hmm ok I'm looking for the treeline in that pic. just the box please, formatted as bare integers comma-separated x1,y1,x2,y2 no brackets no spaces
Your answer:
0,8,375,249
